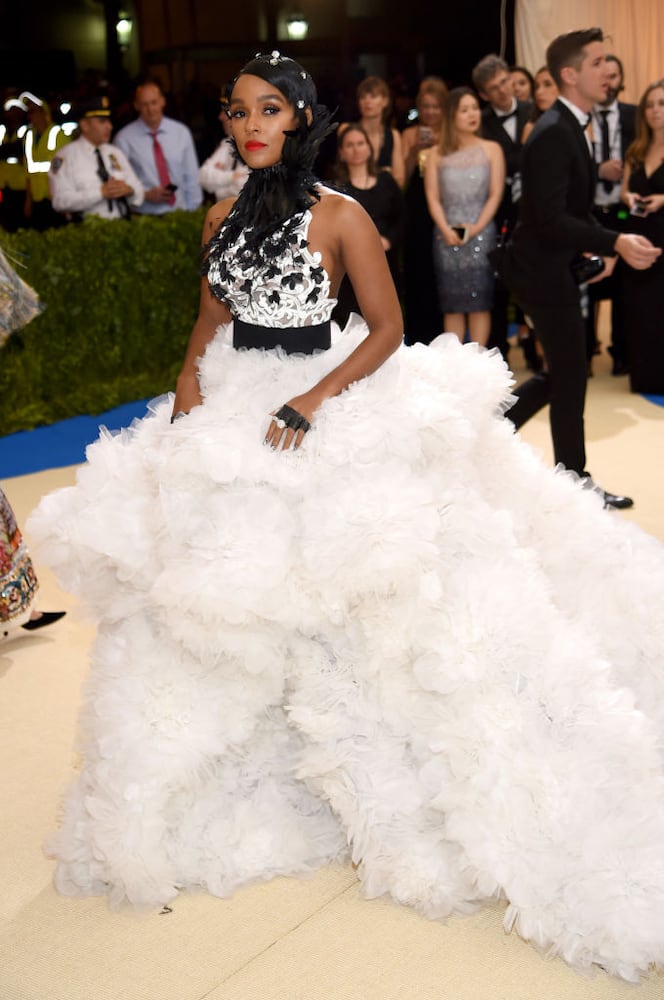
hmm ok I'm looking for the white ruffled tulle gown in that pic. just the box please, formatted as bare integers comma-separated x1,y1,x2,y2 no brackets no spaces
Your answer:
29,202,664,982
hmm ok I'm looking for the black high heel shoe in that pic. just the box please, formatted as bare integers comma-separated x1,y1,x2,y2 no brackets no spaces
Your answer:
21,611,66,631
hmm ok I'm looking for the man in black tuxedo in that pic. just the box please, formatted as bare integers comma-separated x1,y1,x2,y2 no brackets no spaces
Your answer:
503,28,660,508
472,54,532,360
587,54,637,374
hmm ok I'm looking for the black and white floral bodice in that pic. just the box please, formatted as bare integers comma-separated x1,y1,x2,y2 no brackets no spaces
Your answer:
206,208,334,328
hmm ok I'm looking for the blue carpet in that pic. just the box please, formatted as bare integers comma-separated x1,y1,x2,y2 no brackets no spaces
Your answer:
0,399,151,478
1,390,663,479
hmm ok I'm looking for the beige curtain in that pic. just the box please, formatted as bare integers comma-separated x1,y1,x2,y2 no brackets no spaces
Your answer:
514,0,664,104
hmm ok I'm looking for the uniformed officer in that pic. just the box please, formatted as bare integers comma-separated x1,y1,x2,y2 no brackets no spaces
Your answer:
49,97,144,221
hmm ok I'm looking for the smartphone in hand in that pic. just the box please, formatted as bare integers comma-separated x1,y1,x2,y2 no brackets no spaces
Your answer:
451,225,468,243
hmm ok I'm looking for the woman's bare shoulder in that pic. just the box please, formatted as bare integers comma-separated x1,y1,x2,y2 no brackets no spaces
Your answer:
315,185,364,216
481,137,503,158
310,187,377,248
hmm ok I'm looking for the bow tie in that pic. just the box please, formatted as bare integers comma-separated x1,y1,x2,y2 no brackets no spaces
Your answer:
497,108,518,121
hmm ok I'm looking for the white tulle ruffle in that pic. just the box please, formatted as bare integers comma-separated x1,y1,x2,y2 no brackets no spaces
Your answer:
29,319,664,981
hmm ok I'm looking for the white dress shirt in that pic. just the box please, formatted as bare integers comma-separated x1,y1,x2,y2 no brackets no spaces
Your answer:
494,98,518,143
590,100,622,206
49,136,144,219
114,116,203,214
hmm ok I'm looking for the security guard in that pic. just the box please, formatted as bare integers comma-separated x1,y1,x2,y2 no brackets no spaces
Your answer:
22,91,71,230
0,97,28,231
50,97,144,220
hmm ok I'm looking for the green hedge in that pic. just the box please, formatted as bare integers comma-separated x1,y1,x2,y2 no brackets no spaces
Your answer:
1,209,206,435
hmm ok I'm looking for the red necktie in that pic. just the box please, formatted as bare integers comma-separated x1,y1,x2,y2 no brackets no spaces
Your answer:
151,130,175,205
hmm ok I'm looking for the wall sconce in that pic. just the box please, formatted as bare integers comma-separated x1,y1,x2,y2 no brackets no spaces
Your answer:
286,11,308,40
116,14,133,51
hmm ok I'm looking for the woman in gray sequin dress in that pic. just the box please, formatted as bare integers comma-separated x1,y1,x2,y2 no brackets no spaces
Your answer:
425,87,504,345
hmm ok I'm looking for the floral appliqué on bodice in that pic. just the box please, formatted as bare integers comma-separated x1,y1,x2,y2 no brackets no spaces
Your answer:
205,208,335,328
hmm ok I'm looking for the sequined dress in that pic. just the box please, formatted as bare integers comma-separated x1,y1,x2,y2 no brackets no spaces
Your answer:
28,191,664,982
0,246,43,348
1,487,38,630
432,144,496,313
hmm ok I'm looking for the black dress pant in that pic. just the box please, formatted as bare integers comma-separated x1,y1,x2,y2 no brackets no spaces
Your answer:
487,276,511,360
506,297,588,476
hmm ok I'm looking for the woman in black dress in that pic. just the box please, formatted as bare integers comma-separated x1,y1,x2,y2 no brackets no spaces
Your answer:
621,79,664,394
334,123,404,324
341,76,405,188
401,77,448,345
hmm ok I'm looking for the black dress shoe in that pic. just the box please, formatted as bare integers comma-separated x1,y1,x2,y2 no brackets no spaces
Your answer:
581,477,634,510
21,611,66,631
602,491,634,510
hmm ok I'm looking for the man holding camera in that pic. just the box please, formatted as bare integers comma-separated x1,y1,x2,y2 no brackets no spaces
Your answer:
114,82,202,215
502,28,660,508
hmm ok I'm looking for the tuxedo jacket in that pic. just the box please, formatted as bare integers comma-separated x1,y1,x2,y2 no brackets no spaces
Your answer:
481,100,532,231
509,100,619,306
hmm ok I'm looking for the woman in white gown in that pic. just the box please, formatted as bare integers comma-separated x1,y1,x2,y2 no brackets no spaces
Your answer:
29,53,664,982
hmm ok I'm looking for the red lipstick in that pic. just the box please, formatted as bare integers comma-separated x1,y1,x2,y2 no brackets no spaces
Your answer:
245,141,267,150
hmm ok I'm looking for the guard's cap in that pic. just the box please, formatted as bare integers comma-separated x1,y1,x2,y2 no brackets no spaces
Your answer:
77,96,112,120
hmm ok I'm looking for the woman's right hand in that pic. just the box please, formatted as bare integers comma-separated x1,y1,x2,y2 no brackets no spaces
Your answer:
622,191,642,213
172,372,202,421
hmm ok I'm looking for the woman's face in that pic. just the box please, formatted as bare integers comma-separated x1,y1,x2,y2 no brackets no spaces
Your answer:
644,86,664,133
534,70,558,112
511,70,532,102
417,94,443,129
228,73,299,168
358,89,388,121
339,128,371,166
454,94,480,134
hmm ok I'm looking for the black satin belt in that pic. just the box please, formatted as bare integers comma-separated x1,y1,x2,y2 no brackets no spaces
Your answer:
233,318,331,355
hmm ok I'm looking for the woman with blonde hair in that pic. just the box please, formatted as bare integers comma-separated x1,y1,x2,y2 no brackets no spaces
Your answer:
401,76,448,184
425,86,504,344
401,76,448,342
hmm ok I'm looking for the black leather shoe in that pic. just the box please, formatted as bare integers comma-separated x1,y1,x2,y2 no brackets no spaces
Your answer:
602,491,634,510
21,611,66,631
581,477,634,510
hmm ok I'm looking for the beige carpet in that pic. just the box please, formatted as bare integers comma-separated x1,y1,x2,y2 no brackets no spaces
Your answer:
2,333,664,1000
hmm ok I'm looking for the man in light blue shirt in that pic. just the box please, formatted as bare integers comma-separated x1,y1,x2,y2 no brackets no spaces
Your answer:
114,82,203,214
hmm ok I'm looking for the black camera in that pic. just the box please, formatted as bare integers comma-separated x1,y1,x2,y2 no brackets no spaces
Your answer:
570,253,605,285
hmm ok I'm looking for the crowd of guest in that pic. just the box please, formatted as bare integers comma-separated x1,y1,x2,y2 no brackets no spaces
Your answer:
1,46,663,393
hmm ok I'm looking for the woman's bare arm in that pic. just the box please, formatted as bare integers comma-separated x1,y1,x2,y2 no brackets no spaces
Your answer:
172,202,234,417
265,195,403,450
423,149,461,246
466,141,506,239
